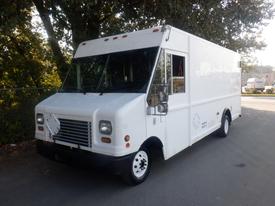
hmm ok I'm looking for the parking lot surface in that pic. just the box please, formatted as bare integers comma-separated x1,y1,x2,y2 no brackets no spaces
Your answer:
1,97,275,206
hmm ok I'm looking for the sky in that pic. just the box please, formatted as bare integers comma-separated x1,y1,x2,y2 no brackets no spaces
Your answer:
254,18,275,67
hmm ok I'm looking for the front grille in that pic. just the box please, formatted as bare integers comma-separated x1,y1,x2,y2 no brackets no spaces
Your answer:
53,118,91,147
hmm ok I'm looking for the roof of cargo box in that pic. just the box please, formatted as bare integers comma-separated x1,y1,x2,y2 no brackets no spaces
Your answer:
74,26,165,58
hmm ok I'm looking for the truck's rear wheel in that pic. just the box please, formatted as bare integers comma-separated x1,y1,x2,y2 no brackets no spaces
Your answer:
217,115,230,137
122,147,151,185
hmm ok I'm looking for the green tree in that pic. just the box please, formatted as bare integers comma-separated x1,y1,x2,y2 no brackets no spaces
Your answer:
0,0,60,144
34,0,274,58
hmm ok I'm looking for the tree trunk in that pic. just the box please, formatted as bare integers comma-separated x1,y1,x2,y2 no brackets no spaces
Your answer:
33,0,68,80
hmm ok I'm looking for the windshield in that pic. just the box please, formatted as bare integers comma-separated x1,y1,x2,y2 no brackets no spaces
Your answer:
60,47,159,93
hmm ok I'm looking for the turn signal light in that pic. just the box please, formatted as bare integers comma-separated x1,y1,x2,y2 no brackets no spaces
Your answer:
101,137,111,143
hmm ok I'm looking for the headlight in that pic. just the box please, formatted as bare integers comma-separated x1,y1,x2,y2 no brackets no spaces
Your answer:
36,113,44,124
99,120,112,135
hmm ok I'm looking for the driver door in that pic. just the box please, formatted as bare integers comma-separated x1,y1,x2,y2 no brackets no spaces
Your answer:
146,49,190,159
165,50,190,158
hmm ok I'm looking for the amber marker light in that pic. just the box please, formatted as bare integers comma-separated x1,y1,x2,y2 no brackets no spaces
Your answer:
101,137,111,143
152,28,159,32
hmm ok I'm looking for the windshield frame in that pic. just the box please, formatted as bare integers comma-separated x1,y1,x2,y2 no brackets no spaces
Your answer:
59,47,160,94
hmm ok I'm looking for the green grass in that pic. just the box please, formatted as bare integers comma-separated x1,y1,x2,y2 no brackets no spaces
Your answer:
242,93,275,97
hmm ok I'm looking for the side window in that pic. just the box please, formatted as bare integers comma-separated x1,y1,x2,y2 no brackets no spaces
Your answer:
172,55,185,93
147,51,186,107
166,53,172,94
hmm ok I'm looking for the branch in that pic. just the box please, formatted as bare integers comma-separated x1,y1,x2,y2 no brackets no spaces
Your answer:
32,0,68,79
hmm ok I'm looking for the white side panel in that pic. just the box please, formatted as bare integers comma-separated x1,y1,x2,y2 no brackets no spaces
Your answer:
165,98,189,159
189,34,241,144
189,36,240,102
146,115,166,150
162,28,188,53
190,95,240,143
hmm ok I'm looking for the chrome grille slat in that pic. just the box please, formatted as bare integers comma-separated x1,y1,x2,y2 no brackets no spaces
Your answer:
53,118,91,147
60,128,88,137
54,135,88,144
59,119,88,125
57,132,88,139
60,125,88,131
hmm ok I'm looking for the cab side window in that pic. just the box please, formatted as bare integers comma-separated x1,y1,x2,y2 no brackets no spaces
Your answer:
147,51,186,107
172,55,185,93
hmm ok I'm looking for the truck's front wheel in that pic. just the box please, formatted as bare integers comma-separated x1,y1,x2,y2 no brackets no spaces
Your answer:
122,147,151,185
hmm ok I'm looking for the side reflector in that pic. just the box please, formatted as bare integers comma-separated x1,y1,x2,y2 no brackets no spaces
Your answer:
124,135,130,142
38,126,44,131
126,143,130,148
101,137,111,143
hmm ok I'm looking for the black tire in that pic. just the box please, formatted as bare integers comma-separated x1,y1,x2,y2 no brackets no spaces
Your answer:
217,115,230,137
121,147,151,185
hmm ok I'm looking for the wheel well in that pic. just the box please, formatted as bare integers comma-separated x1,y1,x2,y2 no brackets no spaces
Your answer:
224,109,232,123
141,137,164,160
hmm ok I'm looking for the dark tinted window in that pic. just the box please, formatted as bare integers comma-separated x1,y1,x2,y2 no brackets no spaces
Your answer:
61,47,158,93
172,55,185,93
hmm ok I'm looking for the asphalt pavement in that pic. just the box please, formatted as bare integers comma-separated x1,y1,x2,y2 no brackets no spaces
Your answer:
0,97,275,206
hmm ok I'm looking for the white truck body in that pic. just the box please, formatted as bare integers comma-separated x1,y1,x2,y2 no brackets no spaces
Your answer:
35,26,241,181
246,78,265,91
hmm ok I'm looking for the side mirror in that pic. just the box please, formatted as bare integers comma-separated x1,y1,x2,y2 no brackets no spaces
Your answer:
158,102,168,113
159,84,169,103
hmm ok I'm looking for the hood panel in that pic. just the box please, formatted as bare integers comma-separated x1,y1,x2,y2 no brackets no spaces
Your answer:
36,93,145,117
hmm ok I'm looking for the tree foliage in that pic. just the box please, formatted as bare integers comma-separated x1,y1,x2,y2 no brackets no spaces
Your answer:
0,0,60,144
34,0,274,57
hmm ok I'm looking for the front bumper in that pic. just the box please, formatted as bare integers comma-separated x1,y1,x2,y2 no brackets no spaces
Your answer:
37,140,133,174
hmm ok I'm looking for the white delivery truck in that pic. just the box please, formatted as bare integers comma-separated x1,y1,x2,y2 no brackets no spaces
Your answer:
246,78,265,92
35,25,241,184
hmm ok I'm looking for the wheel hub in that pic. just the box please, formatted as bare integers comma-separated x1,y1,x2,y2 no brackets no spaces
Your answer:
132,150,148,178
224,119,229,134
